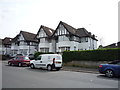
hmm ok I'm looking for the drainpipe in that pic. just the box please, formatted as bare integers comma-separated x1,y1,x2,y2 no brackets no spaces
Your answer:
29,42,30,54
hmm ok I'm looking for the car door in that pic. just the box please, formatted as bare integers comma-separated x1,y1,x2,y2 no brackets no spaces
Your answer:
116,62,120,75
11,57,16,65
13,57,18,65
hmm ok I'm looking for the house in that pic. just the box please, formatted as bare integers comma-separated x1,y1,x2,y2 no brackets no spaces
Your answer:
103,42,120,48
117,42,120,48
37,21,98,53
2,37,12,55
53,21,98,52
11,35,20,55
36,25,55,53
11,31,38,56
103,43,117,48
0,39,2,55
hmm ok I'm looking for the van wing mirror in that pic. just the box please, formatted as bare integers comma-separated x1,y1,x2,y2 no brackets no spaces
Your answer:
35,58,37,60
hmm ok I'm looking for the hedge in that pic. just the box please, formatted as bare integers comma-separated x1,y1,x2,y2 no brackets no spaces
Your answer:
62,48,120,63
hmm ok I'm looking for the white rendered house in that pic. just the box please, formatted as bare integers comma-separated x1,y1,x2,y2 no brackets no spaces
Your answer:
36,25,55,53
37,21,97,53
2,37,12,55
54,21,97,52
11,31,38,55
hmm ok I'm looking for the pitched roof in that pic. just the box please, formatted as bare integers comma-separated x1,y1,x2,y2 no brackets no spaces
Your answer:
2,37,12,45
103,43,117,48
55,21,98,40
20,31,38,42
11,34,19,43
37,25,55,37
76,28,98,40
0,38,2,45
60,21,77,35
117,42,120,48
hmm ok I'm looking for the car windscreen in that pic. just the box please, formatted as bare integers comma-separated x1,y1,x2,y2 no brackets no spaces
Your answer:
108,60,120,64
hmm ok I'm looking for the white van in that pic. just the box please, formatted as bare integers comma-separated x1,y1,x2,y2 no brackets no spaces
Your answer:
30,54,62,71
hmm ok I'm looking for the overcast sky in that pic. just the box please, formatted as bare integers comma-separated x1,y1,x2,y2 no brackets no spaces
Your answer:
0,0,119,46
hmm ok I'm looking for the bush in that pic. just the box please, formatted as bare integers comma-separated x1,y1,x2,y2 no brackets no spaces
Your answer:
34,52,54,59
63,48,120,63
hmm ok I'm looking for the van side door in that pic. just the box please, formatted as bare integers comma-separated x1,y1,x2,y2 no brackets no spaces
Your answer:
34,56,42,68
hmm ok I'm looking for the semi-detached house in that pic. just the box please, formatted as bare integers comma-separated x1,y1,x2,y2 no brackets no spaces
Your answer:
1,21,98,56
36,25,55,53
11,31,38,56
2,37,12,55
37,21,98,53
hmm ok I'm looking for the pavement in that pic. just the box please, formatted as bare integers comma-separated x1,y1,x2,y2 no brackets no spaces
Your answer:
62,66,99,74
2,60,99,74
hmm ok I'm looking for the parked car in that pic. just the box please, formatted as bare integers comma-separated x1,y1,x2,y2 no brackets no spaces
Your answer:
99,60,120,78
30,54,62,71
8,56,31,67
26,54,34,60
11,54,24,58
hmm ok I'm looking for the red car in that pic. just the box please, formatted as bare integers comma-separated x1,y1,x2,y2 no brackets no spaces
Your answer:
8,56,31,67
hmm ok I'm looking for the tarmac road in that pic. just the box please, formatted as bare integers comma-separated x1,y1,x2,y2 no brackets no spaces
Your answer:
2,62,119,88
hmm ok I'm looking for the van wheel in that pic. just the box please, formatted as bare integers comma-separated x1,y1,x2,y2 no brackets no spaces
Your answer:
47,65,52,71
30,64,35,69
56,67,61,71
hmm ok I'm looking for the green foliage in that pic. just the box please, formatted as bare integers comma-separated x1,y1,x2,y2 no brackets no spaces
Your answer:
34,52,54,59
62,48,120,63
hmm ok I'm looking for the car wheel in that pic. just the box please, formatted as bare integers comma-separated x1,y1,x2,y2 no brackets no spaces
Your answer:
30,64,35,69
8,62,12,66
47,65,52,71
105,69,114,78
18,63,22,67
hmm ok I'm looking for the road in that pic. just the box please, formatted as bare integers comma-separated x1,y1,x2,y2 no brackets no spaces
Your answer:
2,62,119,88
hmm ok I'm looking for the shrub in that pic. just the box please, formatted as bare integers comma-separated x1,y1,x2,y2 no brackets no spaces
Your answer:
63,48,120,63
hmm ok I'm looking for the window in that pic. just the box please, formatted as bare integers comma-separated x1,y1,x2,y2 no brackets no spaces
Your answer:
59,35,69,41
36,56,41,60
108,60,120,64
59,47,70,52
40,48,49,52
66,47,70,51
74,46,76,50
40,38,48,43
24,57,29,60
74,36,80,42
85,37,88,42
117,62,120,65
15,57,19,60
81,38,86,42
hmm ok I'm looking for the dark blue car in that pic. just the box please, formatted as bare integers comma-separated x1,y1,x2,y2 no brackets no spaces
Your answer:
99,60,120,78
